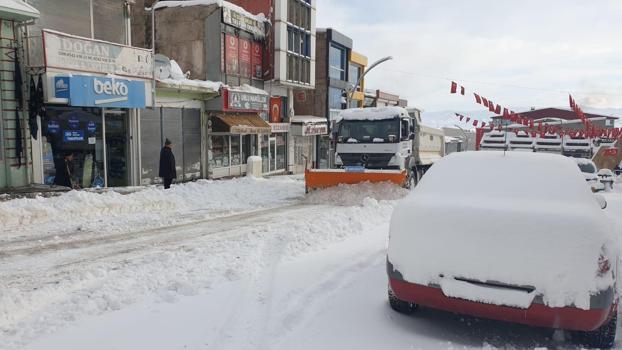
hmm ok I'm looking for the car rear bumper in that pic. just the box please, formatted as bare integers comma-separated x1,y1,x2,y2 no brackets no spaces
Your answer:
389,277,616,331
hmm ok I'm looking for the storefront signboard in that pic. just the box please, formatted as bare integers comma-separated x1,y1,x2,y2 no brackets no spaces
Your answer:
43,30,153,79
63,130,85,142
226,89,269,112
47,120,60,134
68,75,146,108
270,123,290,133
222,7,265,37
87,121,97,133
302,123,328,136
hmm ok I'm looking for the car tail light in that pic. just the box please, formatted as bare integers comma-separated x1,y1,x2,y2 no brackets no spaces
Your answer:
598,254,611,277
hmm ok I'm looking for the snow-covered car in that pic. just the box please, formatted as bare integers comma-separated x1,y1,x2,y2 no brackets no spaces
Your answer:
387,151,618,348
574,158,599,191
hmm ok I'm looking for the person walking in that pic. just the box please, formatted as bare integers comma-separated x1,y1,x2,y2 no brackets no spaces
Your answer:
159,138,176,189
54,152,77,189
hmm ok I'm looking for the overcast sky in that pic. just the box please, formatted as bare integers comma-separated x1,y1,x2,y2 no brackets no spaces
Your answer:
315,0,622,114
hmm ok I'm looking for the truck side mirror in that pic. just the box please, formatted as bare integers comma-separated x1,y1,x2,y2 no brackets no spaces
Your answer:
409,133,415,140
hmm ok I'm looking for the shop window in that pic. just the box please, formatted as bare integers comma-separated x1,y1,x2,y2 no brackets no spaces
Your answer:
329,45,346,81
349,63,362,89
231,136,241,166
212,136,230,168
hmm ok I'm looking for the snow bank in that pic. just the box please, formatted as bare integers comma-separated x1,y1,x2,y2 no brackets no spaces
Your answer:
389,151,618,309
304,182,408,206
0,177,303,239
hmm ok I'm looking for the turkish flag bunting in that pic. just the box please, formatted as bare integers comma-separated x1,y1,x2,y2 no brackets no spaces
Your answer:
482,98,489,107
495,104,501,114
537,121,542,131
529,119,534,129
488,101,495,112
569,95,575,109
481,122,487,128
450,81,457,94
460,115,464,121
473,120,478,127
503,108,509,118
461,86,465,95
466,117,471,123
531,132,537,138
569,131,577,138
474,93,482,104
522,118,529,126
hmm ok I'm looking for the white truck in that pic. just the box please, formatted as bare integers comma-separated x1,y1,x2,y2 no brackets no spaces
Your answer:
305,106,445,191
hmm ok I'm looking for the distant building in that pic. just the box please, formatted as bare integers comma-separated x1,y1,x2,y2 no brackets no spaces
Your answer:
443,127,476,153
491,107,618,130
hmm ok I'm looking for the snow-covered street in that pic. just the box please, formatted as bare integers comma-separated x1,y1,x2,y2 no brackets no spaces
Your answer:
1,176,622,349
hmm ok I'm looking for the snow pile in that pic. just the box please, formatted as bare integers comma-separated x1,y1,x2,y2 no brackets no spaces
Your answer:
0,177,303,238
388,151,618,309
229,84,269,96
304,182,408,206
158,59,223,92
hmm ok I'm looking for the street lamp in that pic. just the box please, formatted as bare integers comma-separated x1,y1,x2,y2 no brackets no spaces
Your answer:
346,56,393,107
453,124,469,151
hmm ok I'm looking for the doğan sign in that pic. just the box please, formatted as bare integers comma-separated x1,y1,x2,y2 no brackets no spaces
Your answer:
43,30,153,79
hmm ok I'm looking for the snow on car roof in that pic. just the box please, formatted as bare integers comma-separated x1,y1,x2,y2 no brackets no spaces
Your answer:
336,107,407,122
573,157,596,166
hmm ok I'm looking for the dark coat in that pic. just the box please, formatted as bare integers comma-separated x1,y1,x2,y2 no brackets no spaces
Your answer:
159,146,176,179
54,158,73,188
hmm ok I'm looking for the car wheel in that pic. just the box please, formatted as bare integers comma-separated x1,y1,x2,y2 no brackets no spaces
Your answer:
388,287,417,314
571,313,617,349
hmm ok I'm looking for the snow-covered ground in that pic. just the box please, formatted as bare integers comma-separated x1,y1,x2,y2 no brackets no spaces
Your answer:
1,176,622,349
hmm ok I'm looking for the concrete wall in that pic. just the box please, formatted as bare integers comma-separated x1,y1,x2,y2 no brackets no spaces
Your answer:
155,5,220,80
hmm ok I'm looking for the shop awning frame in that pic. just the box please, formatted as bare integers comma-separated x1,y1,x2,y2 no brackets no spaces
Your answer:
212,113,271,134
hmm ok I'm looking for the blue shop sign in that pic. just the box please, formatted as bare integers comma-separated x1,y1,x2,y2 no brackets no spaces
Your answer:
47,120,60,134
87,121,97,133
54,77,70,99
63,130,85,142
68,75,146,108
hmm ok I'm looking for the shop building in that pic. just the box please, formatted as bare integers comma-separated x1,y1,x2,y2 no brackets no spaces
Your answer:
19,0,154,188
364,89,407,108
0,1,39,189
294,28,363,168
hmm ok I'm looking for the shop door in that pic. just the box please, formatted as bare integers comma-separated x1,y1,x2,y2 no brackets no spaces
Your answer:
104,109,130,187
269,137,277,172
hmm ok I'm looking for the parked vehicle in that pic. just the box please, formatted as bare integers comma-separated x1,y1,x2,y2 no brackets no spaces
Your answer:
574,158,599,191
387,151,618,349
305,107,444,191
534,132,563,153
563,135,593,158
597,169,615,192
479,130,507,151
507,130,534,152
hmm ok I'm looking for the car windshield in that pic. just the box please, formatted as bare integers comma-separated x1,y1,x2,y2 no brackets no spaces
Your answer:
577,163,596,173
338,118,400,143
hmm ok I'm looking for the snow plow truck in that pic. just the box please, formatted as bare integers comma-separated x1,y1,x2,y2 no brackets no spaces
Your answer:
305,106,445,192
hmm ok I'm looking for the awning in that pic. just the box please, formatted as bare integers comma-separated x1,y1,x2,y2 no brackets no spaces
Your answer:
291,115,328,136
0,0,39,21
212,114,271,134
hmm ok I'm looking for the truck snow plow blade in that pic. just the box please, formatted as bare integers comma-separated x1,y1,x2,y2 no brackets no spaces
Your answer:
305,168,407,192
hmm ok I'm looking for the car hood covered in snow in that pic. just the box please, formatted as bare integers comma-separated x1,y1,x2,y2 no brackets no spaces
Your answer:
388,151,618,310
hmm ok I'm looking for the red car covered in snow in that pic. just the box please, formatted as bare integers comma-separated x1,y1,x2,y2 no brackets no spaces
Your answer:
387,151,618,348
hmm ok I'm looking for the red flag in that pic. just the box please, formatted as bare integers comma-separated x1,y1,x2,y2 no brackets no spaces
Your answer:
569,95,575,109
460,115,464,121
474,93,482,104
488,101,495,112
569,131,577,138
530,132,537,138
473,120,478,127
529,119,534,129
503,108,509,119
522,118,529,126
482,98,489,108
460,86,465,95
537,121,542,131
450,81,457,94
481,122,487,128
605,148,619,157
466,117,471,123
495,104,501,114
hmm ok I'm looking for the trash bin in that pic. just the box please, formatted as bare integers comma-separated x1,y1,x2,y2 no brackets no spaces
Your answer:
246,156,262,177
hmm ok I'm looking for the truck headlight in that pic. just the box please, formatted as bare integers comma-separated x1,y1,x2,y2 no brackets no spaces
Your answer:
335,154,343,165
388,155,400,166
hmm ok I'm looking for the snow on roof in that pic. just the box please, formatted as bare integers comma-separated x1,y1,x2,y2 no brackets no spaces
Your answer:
227,84,268,96
156,59,222,92
337,107,407,122
153,0,268,24
0,0,39,20
291,115,327,124
389,151,617,309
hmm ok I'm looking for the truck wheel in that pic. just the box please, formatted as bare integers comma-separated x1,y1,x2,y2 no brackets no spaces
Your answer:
404,169,419,190
571,313,617,349
388,287,417,314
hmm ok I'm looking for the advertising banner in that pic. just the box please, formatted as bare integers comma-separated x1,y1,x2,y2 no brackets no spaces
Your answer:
43,30,153,79
226,89,268,111
68,75,146,108
225,34,239,75
239,38,251,78
251,42,263,79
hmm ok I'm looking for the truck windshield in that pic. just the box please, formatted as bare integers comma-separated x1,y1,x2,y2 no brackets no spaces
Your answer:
337,118,400,143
